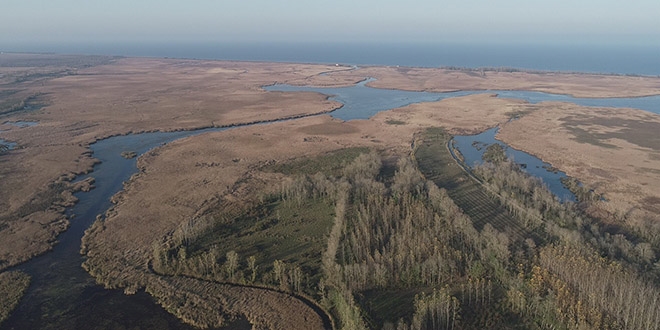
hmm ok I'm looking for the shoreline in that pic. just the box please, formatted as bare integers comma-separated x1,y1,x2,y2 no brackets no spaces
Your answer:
5,45,660,77
496,102,660,233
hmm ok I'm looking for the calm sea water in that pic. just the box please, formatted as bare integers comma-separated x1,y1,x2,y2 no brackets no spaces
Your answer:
7,42,660,76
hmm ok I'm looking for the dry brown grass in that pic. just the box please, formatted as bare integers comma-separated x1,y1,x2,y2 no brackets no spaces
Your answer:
497,102,660,232
324,66,660,98
373,93,532,135
0,57,353,270
146,277,329,330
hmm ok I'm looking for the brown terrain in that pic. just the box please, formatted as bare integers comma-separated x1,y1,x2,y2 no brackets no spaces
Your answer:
328,66,660,98
0,56,357,270
497,102,660,234
2,53,660,328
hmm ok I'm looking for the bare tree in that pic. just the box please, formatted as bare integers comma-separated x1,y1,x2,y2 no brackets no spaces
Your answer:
225,250,239,281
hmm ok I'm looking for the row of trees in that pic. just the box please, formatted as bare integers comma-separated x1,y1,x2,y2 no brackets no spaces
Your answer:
166,148,541,328
474,156,659,272
410,289,460,330
319,154,521,328
471,147,660,329
539,245,660,330
335,157,511,296
153,242,309,295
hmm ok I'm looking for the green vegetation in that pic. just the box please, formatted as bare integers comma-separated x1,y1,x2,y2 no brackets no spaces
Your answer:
385,120,406,125
0,271,30,325
464,133,660,329
481,143,507,165
145,128,660,329
263,147,371,176
560,177,602,203
153,195,336,291
0,92,45,116
157,146,513,328
120,151,137,159
473,156,660,273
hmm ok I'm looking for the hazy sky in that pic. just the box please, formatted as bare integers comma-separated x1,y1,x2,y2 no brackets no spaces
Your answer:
3,0,660,45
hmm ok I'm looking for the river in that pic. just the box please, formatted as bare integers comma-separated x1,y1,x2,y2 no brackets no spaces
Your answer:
3,79,660,329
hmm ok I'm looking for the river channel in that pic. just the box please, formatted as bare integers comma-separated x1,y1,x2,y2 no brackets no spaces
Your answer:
3,79,660,329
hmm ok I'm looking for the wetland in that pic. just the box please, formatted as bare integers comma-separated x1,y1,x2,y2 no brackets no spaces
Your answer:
1,54,660,329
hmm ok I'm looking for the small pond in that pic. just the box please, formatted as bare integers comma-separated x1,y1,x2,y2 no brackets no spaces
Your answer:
0,139,17,151
3,121,39,128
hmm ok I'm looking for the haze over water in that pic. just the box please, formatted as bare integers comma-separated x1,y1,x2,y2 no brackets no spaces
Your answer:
5,41,660,76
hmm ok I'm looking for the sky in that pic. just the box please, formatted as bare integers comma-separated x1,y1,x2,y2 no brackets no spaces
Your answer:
2,0,660,47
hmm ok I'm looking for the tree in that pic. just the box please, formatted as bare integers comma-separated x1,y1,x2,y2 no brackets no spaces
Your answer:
247,255,258,283
225,250,239,280
482,143,506,164
290,265,303,293
392,157,424,196
273,259,287,290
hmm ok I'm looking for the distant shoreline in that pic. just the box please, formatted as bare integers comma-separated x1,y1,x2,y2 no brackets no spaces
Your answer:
3,41,660,76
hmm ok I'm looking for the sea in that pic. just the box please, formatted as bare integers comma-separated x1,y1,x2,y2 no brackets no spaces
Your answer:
6,41,660,76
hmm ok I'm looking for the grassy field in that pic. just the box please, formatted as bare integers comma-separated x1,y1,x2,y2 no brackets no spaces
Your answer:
355,288,421,328
188,197,335,290
155,147,374,294
263,147,371,177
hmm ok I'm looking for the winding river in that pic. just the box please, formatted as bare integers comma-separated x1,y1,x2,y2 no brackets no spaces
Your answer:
3,78,660,329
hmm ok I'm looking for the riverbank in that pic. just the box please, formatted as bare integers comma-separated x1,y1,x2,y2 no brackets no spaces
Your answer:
497,101,660,240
